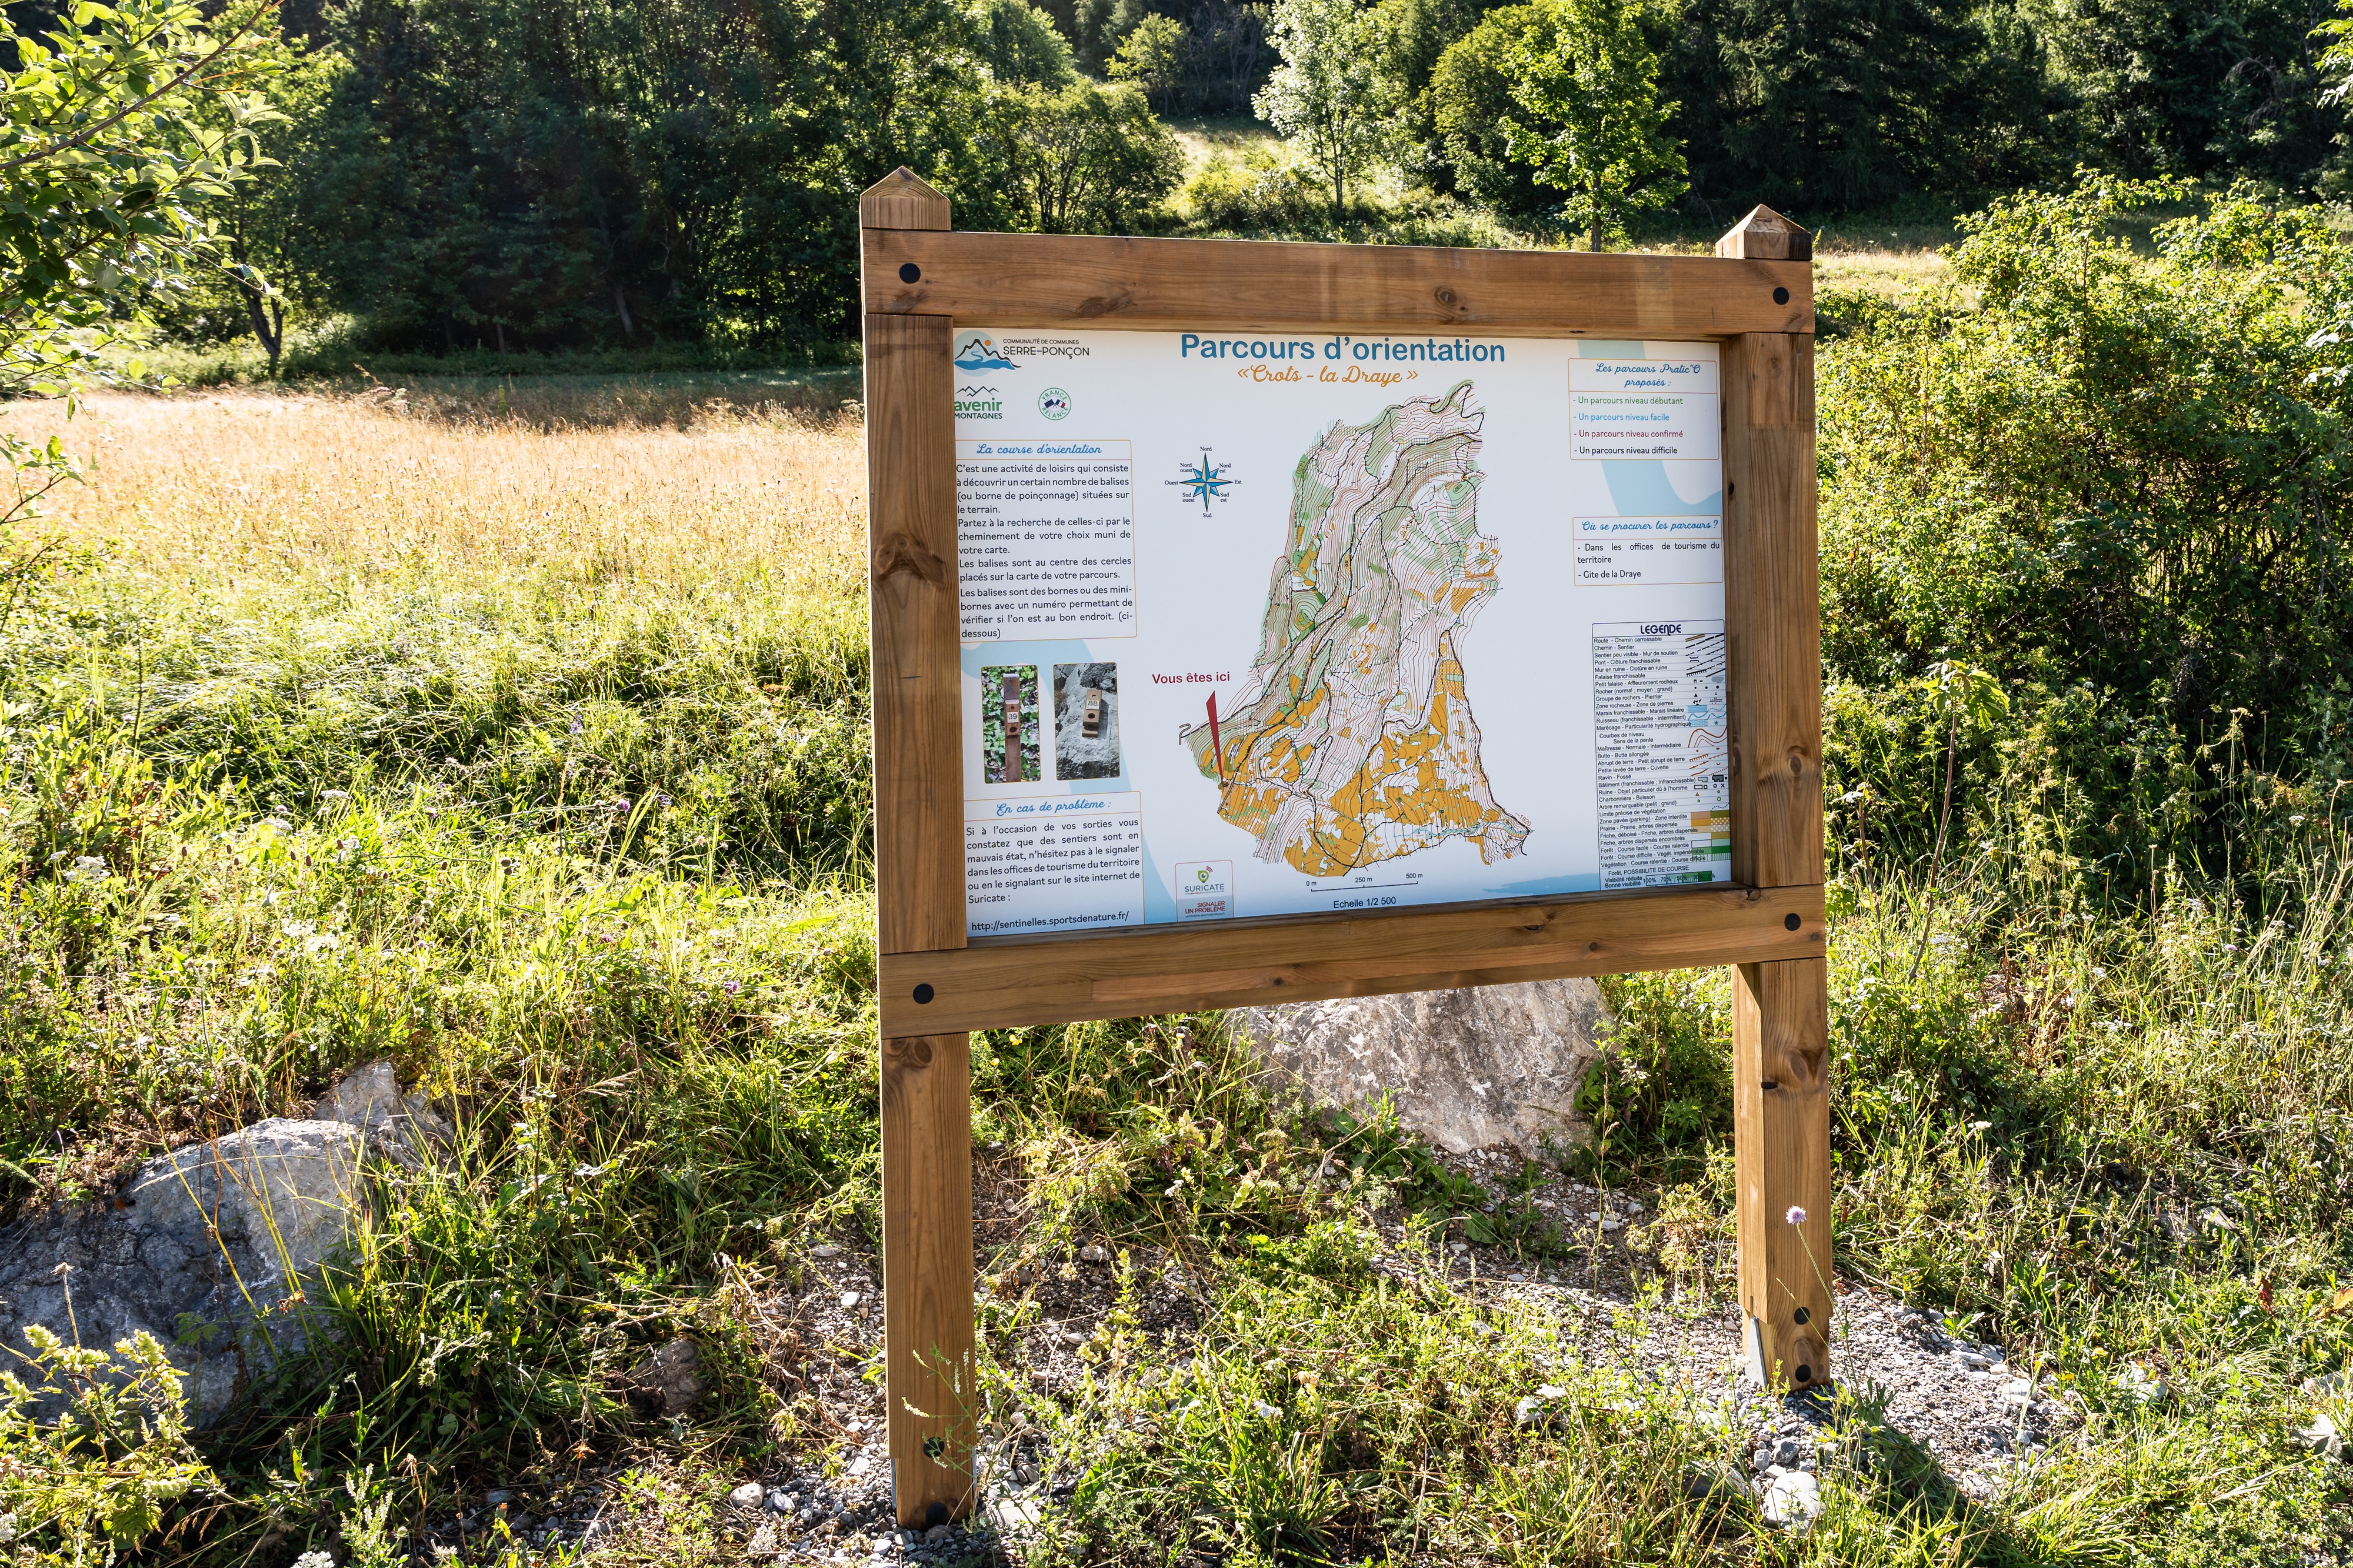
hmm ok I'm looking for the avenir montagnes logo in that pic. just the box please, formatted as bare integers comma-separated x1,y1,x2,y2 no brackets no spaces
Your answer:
953,333,1016,372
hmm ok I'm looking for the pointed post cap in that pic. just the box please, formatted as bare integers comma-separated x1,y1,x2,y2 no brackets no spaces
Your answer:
1716,205,1811,262
861,168,951,232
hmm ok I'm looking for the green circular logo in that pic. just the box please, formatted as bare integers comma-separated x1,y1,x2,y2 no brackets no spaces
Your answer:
1038,387,1072,421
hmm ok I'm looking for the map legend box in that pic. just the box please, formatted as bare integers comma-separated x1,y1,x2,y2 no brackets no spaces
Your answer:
1591,620,1731,890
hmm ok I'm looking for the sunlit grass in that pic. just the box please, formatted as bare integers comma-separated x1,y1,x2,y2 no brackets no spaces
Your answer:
4,384,866,593
0,378,2346,1565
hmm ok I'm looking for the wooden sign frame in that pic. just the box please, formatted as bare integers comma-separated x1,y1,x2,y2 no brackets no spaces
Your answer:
859,168,1828,1529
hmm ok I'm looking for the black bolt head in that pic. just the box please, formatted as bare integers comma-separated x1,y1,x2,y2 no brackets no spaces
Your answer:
899,262,922,283
1773,285,1790,304
913,982,935,1003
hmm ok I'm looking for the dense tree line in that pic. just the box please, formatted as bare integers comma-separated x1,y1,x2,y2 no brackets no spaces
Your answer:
144,0,2353,355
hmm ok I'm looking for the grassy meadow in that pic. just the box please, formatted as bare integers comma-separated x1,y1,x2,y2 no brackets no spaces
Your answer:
0,372,2349,1568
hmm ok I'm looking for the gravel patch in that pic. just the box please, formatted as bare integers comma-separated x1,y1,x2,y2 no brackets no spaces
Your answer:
1400,1147,2081,1504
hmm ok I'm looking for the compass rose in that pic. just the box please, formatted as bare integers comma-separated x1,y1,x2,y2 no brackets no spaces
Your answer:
1166,448,1237,516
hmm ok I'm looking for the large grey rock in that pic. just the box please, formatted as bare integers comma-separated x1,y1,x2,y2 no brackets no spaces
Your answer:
1233,979,1611,1155
0,1118,367,1427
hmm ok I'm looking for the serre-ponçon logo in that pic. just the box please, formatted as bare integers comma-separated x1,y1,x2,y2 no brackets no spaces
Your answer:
954,333,1016,372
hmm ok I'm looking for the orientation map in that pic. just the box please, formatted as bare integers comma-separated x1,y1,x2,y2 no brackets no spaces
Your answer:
952,328,1728,937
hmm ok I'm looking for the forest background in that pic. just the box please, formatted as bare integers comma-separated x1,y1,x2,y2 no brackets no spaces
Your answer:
129,0,2353,361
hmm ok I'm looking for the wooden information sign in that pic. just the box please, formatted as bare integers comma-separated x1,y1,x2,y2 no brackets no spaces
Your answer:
859,168,1827,1528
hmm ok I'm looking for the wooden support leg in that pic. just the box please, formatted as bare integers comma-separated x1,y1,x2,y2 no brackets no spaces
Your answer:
881,1032,975,1526
1734,957,1832,1389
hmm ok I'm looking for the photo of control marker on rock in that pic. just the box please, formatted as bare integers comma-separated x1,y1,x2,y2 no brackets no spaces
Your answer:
1055,662,1121,779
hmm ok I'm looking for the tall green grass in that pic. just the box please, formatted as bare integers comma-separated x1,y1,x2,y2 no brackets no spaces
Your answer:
0,382,2345,1564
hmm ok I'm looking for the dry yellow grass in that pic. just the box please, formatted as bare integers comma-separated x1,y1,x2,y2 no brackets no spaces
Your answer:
0,385,869,595
1816,245,1951,300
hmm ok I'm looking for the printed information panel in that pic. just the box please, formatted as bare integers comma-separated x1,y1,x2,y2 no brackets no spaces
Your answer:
952,328,1727,936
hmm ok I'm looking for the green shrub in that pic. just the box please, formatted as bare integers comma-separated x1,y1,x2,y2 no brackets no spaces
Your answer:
0,1327,216,1565
1177,146,1337,233
1820,176,2353,882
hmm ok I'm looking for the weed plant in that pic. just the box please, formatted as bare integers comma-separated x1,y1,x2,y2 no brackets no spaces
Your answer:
0,377,2345,1564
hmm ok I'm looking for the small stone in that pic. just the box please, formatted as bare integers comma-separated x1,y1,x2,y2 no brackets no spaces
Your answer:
1681,1462,1744,1506
2294,1413,2342,1459
624,1337,704,1417
1774,1437,1805,1467
841,1292,861,1308
485,1490,516,1506
768,1490,795,1513
1761,1469,1821,1530
1955,1350,1991,1370
813,1244,843,1257
1078,1243,1109,1263
989,1497,1044,1534
1751,1446,1773,1470
731,1481,768,1509
2001,1379,2034,1403
924,1524,952,1543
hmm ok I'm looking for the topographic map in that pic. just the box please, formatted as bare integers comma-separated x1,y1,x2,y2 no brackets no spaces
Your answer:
1180,382,1532,876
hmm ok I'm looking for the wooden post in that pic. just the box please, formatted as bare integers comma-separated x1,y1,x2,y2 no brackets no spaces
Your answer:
862,169,977,1525
1719,205,1830,1389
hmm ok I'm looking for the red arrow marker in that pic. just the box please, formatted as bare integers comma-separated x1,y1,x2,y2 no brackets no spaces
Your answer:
1206,693,1226,787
